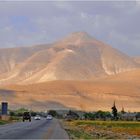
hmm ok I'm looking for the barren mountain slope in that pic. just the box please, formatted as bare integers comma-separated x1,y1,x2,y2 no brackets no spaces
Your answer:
0,44,51,73
0,32,139,84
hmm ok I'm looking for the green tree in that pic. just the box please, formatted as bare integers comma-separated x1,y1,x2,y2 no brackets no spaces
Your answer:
111,101,118,120
84,112,95,120
10,108,28,116
121,107,125,114
67,110,79,120
48,110,57,117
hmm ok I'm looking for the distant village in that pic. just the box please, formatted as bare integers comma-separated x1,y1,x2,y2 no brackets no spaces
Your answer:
57,101,140,121
0,101,140,121
65,102,140,121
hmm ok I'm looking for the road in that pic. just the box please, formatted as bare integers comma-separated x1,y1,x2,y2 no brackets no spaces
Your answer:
0,118,69,139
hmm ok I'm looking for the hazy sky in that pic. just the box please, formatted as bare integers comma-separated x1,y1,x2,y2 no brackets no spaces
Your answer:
0,1,140,56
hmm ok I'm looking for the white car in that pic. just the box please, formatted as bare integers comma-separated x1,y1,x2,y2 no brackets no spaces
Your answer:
46,115,53,120
34,115,41,120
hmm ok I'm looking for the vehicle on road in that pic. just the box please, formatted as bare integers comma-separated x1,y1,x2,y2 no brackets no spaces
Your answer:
23,112,31,122
46,115,53,120
34,115,41,120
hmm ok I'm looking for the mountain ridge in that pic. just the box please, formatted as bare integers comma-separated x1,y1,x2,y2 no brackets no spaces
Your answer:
0,32,139,84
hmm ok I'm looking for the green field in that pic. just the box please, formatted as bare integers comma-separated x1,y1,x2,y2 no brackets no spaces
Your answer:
64,120,140,139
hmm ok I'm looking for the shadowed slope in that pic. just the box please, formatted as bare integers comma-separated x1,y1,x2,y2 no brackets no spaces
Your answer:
1,69,140,111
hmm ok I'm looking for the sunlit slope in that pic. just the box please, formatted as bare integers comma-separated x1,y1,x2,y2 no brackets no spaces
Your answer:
0,32,139,84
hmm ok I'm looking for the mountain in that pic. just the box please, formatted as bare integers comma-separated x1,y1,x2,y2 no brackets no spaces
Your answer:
0,32,140,111
0,32,139,84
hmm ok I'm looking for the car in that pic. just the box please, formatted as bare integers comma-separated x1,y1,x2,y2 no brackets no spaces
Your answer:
34,115,41,120
23,112,31,122
46,115,53,120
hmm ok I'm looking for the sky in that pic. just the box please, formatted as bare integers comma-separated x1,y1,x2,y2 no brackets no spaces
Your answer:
0,1,140,56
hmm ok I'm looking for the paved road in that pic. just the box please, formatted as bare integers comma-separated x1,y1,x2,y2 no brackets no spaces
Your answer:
0,118,69,139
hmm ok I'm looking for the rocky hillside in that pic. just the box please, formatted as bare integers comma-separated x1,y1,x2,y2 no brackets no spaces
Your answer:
0,32,139,84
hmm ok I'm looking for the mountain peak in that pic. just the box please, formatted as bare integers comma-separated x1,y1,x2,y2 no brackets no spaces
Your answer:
71,31,92,38
68,31,93,40
59,31,93,44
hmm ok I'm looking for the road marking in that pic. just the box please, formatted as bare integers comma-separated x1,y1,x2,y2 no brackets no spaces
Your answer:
43,127,53,139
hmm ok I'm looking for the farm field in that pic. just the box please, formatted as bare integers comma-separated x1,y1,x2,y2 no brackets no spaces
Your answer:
63,120,140,139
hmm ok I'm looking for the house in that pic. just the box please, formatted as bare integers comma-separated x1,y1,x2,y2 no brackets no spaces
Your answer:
136,112,140,121
65,110,79,121
120,113,137,121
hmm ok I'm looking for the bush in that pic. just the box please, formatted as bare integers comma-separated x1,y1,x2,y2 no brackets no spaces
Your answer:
9,108,28,117
84,111,112,120
48,110,57,117
94,111,112,120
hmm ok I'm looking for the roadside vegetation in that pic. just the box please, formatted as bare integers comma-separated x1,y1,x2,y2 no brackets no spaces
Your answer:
63,120,140,139
0,108,28,124
62,107,140,139
0,120,10,125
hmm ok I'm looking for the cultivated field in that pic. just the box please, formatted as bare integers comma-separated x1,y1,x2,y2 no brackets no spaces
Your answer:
63,120,140,139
